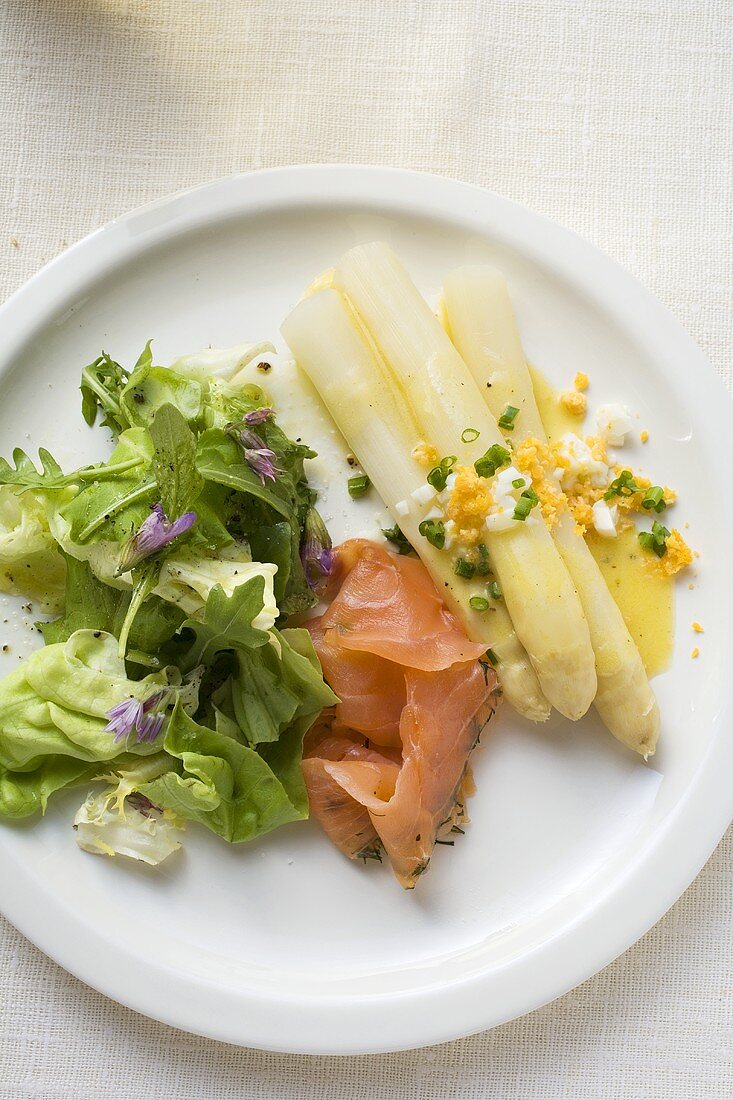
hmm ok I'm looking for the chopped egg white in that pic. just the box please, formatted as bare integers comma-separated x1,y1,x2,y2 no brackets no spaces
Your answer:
556,433,609,490
493,465,528,498
485,511,516,532
596,404,633,447
410,483,436,507
394,499,409,517
592,499,618,538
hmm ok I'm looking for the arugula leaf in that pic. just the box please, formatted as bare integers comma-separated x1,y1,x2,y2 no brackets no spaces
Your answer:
176,578,270,671
248,523,292,605
149,403,203,517
61,429,156,544
80,351,130,432
195,429,293,519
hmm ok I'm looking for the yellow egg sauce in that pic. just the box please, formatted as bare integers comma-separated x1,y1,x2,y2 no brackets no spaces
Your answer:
528,364,582,443
586,529,674,676
529,365,675,677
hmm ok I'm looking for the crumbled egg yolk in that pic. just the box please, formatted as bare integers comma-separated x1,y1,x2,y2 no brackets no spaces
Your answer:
691,647,700,659
654,529,693,577
692,621,704,633
412,441,439,468
514,437,566,528
445,465,493,545
574,372,589,391
560,390,587,417
640,430,649,443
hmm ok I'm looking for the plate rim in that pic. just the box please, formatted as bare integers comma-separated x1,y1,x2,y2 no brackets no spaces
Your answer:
0,164,732,1054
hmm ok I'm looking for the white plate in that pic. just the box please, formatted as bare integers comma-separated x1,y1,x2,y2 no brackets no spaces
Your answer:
0,167,731,1055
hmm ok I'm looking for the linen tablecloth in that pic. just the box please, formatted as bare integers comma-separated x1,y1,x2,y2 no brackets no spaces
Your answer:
1,2,731,1096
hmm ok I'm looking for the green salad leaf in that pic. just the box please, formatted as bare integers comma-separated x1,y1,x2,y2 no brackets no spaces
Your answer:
149,404,203,518
0,486,67,612
41,555,184,656
0,631,169,771
0,341,336,862
139,704,310,843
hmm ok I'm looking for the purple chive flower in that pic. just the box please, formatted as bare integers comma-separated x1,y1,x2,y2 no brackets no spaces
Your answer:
118,502,196,574
104,696,145,742
227,421,281,485
300,507,333,589
243,407,274,427
105,687,171,744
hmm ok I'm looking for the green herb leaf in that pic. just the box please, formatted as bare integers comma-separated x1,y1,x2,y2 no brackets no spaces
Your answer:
426,455,457,492
498,405,520,431
381,525,414,555
474,444,511,479
418,518,446,549
453,557,475,580
461,428,480,443
488,580,502,599
604,469,642,501
469,595,489,612
347,474,371,498
638,520,670,558
475,543,491,576
513,486,539,521
641,485,667,513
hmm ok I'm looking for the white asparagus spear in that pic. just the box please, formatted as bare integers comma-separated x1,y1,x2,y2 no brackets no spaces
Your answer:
333,243,597,721
282,289,550,721
443,265,660,756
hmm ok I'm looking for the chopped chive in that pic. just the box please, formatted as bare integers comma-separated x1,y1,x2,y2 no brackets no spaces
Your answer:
454,557,476,580
469,595,489,612
474,443,511,479
638,520,670,558
426,455,457,492
461,427,480,443
418,518,446,549
488,580,502,600
604,469,642,501
498,405,520,431
381,525,413,555
512,477,526,489
348,474,371,498
485,648,498,666
475,543,491,576
641,485,666,513
513,486,539,521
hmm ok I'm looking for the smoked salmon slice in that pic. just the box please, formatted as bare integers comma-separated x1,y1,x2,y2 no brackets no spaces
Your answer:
305,539,499,888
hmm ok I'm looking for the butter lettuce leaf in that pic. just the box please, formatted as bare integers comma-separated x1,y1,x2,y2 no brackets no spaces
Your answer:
140,705,310,842
0,486,67,612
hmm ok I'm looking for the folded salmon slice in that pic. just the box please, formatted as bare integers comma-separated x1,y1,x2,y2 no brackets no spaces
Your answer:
302,714,400,860
321,539,487,671
305,539,499,888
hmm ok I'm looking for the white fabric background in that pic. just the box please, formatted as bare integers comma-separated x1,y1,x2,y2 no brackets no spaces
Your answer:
1,1,731,1096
